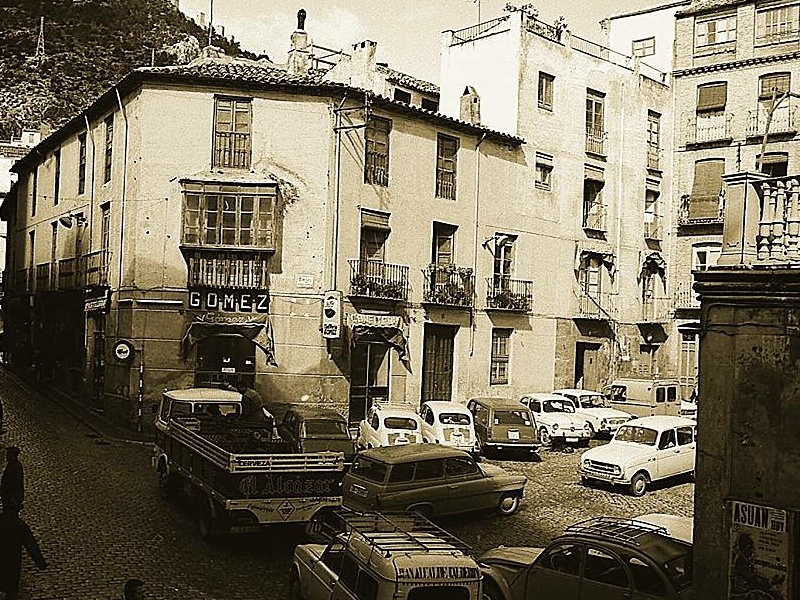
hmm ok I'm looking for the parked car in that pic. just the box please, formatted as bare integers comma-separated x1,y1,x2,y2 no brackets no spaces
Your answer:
633,513,693,544
356,404,422,449
552,388,633,437
479,516,693,600
604,378,683,418
466,397,541,458
342,444,527,518
277,404,357,464
580,415,696,496
418,401,479,456
518,393,592,446
291,509,482,600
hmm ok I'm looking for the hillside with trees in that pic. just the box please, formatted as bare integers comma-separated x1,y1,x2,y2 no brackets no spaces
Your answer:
0,0,256,139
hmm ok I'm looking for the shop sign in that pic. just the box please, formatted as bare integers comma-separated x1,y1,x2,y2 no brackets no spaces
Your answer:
321,290,342,339
346,313,402,329
728,500,792,600
188,289,269,313
85,286,110,314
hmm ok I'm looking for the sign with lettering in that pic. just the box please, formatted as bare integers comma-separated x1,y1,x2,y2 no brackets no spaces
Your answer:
188,289,269,313
396,566,480,581
728,500,792,600
346,313,402,328
321,290,342,339
296,274,315,288
237,473,338,497
85,286,110,314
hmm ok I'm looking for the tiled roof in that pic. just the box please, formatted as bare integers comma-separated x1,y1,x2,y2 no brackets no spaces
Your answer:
677,0,749,16
376,64,439,96
140,56,328,85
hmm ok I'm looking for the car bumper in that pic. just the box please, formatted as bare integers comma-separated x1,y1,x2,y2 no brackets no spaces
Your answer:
580,468,629,484
484,442,541,452
553,432,590,442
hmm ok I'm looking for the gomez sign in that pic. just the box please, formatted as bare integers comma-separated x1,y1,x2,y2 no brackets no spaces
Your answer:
188,289,270,313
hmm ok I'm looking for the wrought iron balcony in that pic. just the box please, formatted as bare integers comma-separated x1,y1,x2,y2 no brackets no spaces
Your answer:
678,193,725,226
422,264,474,307
213,131,251,169
640,296,671,323
485,276,533,311
575,290,616,320
365,150,389,186
747,103,798,137
80,250,109,288
585,127,606,155
184,248,269,289
583,201,607,232
674,280,700,310
686,113,732,145
349,259,409,301
644,216,661,240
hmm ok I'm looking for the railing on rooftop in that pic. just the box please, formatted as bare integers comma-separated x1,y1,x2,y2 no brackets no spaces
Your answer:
524,15,563,43
571,34,632,71
451,16,510,45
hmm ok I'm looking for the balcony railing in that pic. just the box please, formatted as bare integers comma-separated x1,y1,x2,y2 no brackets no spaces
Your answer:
647,144,660,170
576,290,616,320
185,249,269,289
585,127,606,155
365,150,389,186
754,177,800,262
436,171,456,200
422,264,474,308
485,276,533,311
213,131,251,169
644,216,661,240
349,259,409,301
686,113,732,144
674,280,700,310
583,201,607,231
678,193,726,225
640,296,671,323
35,263,50,291
747,103,798,137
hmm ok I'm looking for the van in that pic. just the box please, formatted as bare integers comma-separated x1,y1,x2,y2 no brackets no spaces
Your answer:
603,378,681,418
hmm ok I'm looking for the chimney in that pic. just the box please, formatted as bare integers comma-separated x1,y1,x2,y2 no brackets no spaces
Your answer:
352,39,378,76
288,9,311,76
460,86,480,125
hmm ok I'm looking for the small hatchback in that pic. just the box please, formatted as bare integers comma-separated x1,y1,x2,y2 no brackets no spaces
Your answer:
518,393,592,446
466,397,541,458
552,388,633,437
342,444,527,518
356,405,422,449
278,405,357,465
418,401,479,456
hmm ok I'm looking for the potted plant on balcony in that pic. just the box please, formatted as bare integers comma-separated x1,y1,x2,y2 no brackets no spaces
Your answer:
491,290,529,311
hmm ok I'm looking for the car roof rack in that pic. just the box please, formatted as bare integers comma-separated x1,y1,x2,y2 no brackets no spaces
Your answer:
564,516,668,546
331,508,473,556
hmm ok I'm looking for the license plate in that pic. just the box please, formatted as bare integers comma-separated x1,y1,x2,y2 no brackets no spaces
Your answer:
395,438,409,445
349,484,368,498
566,437,579,442
450,432,463,440
508,430,520,440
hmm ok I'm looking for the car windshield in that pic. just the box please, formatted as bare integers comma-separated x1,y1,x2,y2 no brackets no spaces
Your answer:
542,400,574,413
664,549,693,591
350,456,388,483
439,412,471,425
383,417,418,431
615,425,658,445
494,410,532,426
575,395,606,409
303,419,350,438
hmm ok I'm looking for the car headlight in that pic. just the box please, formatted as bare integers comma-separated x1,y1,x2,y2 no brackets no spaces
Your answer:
600,418,608,429
612,465,622,475
552,423,559,431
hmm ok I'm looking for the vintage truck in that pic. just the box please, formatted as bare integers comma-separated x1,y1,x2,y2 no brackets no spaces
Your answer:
153,387,345,539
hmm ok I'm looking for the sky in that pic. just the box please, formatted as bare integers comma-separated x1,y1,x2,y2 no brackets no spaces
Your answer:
179,0,667,83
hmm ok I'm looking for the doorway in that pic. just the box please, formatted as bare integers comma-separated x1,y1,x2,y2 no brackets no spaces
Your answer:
574,342,602,390
194,334,256,388
421,324,456,404
349,341,390,425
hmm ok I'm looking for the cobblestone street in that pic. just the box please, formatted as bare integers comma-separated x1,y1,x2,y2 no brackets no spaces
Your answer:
0,367,693,599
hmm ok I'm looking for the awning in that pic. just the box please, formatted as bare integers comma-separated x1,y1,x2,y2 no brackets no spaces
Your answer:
182,313,277,366
574,243,616,278
640,251,667,280
347,313,410,371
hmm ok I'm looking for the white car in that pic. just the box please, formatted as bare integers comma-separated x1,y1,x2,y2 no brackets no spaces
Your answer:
580,415,697,496
356,405,422,449
418,401,479,455
552,388,633,436
518,393,592,446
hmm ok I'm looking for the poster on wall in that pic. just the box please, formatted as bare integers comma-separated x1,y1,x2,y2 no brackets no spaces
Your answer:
728,500,792,600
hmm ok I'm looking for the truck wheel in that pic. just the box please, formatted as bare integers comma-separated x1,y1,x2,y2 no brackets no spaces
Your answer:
497,493,521,516
197,496,218,541
629,472,648,497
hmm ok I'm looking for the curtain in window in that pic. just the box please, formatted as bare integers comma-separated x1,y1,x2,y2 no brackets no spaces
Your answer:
690,159,725,219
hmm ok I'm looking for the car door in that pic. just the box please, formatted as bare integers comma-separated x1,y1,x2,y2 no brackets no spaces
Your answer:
420,405,436,442
525,543,583,599
444,455,491,514
306,542,345,600
399,458,449,516
580,546,633,600
655,428,683,480
623,553,674,600
675,425,696,474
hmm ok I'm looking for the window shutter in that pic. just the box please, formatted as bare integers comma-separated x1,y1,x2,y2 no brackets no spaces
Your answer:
696,83,728,112
759,72,791,100
690,159,725,219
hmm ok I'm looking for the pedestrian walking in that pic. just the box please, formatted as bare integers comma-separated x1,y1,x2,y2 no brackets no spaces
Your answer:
1,446,24,513
0,508,47,600
123,578,145,600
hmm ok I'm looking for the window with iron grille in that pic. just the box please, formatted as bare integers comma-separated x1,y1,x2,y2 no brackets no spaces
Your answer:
632,36,655,57
757,5,800,43
490,328,511,385
104,115,113,183
365,116,390,186
182,184,276,248
53,147,61,206
213,97,252,169
585,90,605,154
695,15,736,47
538,72,554,111
78,133,87,195
647,111,660,168
436,134,458,200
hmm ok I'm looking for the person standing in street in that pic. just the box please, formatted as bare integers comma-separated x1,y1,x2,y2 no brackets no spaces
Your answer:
0,507,47,600
1,446,24,513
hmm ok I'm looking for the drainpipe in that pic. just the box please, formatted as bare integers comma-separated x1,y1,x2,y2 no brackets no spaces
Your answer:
84,113,96,354
331,95,347,290
612,84,626,383
115,87,129,292
470,132,487,356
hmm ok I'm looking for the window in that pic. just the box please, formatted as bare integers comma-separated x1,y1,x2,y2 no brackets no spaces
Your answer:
538,72,554,111
757,74,793,137
759,72,791,100
579,255,602,299
103,115,113,183
583,169,605,231
535,152,553,190
51,222,57,267
421,97,439,112
492,234,515,289
696,82,727,113
757,5,800,44
53,148,61,205
182,184,276,248
647,111,660,169
644,189,660,240
695,15,736,47
360,209,390,263
31,167,37,217
213,97,252,169
101,203,111,279
339,554,359,591
658,429,677,450
388,462,415,483
541,544,582,575
757,152,789,177
445,456,479,477
585,90,605,154
393,88,412,104
632,36,655,57
436,134,458,200
414,459,444,480
28,230,35,269
677,426,694,446
628,556,667,596
689,159,725,220
78,132,87,195
364,116,390,186
432,222,456,265
490,328,511,385
321,543,345,574
584,547,629,588
355,569,379,600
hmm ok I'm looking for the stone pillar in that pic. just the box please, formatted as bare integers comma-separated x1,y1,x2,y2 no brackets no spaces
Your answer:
718,171,769,266
694,266,800,600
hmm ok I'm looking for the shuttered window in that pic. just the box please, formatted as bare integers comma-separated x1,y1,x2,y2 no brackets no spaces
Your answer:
759,72,791,100
436,134,458,200
697,82,727,113
364,116,391,186
689,159,725,219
